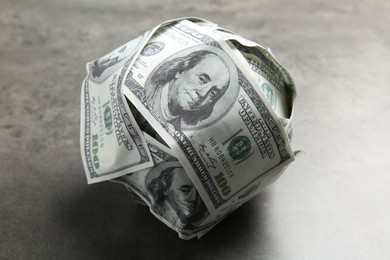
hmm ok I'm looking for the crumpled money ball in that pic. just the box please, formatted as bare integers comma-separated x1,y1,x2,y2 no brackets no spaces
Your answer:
80,17,297,239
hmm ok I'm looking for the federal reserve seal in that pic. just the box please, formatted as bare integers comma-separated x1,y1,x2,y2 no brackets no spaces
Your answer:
261,82,276,109
227,135,252,160
141,41,165,56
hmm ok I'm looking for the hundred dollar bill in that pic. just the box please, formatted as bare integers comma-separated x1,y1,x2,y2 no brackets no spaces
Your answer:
80,32,155,183
121,18,296,214
113,134,226,239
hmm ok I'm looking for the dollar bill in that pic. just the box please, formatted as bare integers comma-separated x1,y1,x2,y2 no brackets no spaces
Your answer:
80,33,155,183
113,133,226,239
121,19,295,214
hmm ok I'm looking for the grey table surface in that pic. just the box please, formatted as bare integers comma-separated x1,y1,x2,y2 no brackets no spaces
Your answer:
1,0,389,259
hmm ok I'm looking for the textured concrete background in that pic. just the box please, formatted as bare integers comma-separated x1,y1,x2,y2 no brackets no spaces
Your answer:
1,0,390,259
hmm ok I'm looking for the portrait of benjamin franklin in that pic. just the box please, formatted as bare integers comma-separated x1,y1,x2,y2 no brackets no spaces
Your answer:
145,45,239,132
146,161,209,230
89,35,144,83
